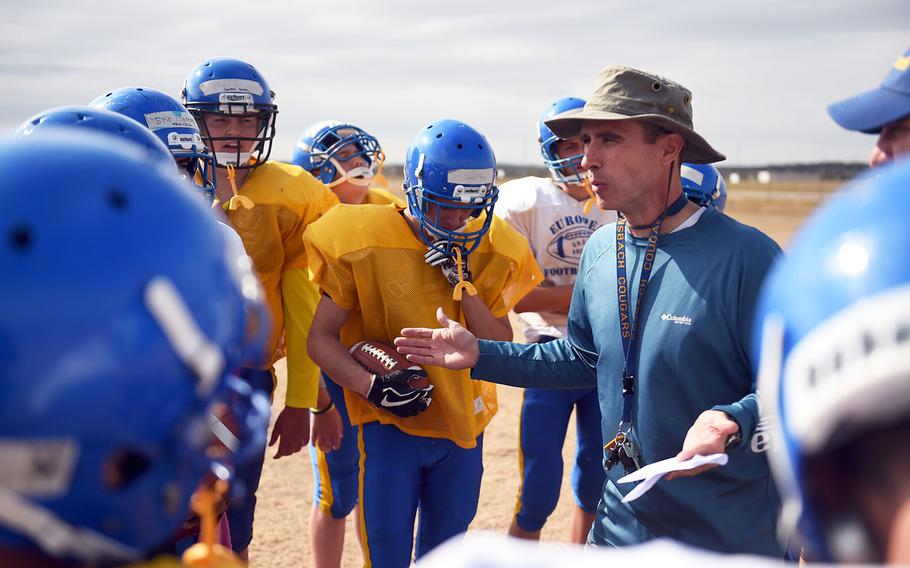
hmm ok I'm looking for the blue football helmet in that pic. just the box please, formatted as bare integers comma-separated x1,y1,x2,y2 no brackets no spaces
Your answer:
404,119,498,257
16,105,177,172
181,57,278,169
292,120,384,187
539,97,587,187
90,86,217,203
0,130,270,564
681,163,727,212
755,162,910,563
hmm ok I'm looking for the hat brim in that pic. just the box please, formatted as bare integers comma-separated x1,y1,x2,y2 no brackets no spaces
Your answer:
827,86,910,134
545,108,725,164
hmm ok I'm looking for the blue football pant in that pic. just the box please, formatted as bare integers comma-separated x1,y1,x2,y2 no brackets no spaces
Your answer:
310,374,359,518
515,385,605,532
358,421,483,568
226,366,275,552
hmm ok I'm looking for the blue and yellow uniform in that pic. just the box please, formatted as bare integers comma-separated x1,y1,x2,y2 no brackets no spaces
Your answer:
304,203,541,566
309,187,404,520
216,160,338,550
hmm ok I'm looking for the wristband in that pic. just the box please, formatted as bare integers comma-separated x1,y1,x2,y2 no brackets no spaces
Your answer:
310,401,334,415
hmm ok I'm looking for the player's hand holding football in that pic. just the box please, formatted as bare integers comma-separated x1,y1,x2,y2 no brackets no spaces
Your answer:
366,369,434,418
424,241,472,287
395,307,480,369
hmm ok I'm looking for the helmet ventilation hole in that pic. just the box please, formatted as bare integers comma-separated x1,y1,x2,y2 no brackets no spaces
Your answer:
457,143,463,149
107,188,129,211
435,133,443,139
9,225,32,251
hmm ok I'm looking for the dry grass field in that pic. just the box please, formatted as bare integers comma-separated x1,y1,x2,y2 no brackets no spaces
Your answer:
248,180,841,567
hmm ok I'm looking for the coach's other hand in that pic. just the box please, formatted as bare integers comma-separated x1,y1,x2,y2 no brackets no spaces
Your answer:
665,410,740,480
395,307,480,369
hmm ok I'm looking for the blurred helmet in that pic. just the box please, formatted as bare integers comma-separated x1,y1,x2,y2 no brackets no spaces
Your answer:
0,130,269,564
16,105,176,172
755,162,910,563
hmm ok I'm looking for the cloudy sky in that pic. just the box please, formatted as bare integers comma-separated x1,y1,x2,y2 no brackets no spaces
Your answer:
1,1,905,166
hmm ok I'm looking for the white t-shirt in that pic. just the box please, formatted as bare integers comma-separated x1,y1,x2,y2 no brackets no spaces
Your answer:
494,176,617,341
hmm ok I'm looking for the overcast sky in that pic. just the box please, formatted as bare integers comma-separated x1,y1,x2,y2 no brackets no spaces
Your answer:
1,1,905,166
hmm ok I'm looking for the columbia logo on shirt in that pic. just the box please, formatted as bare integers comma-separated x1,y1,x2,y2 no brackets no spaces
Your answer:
660,313,693,326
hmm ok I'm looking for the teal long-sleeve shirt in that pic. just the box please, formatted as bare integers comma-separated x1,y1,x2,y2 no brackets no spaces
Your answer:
474,208,784,556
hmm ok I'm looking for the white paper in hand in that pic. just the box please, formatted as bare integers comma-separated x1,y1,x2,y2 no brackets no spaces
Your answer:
617,453,729,503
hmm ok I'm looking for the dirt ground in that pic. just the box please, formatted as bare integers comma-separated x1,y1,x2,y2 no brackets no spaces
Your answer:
248,181,837,567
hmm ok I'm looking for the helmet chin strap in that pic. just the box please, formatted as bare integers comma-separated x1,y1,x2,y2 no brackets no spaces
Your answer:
327,158,375,188
214,151,252,167
627,160,684,231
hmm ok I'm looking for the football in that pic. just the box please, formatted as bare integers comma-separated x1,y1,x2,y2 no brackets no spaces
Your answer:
349,340,429,388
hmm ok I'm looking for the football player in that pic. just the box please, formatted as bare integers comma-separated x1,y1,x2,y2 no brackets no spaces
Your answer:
292,120,402,568
181,57,338,560
493,97,614,543
0,130,268,567
90,86,216,202
16,105,176,170
304,119,542,567
756,161,910,564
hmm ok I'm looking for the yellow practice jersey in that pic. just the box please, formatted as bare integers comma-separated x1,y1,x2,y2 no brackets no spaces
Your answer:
363,187,405,206
304,204,543,448
221,161,338,408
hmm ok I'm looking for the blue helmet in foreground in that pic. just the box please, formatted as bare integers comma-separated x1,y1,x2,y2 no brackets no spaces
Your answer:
404,119,498,257
755,162,910,563
0,131,269,564
681,163,727,212
292,120,384,187
181,57,278,169
16,105,176,172
90,86,216,203
538,97,587,187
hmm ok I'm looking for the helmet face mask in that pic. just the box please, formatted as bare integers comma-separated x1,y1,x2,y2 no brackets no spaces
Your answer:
539,97,587,188
181,58,278,170
293,121,384,187
403,119,499,257
90,86,217,203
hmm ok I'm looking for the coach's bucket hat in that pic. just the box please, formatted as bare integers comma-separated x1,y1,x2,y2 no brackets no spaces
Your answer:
545,65,725,164
827,47,910,134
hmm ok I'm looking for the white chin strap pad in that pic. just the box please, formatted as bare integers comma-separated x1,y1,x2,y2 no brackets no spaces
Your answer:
328,159,374,187
215,151,252,167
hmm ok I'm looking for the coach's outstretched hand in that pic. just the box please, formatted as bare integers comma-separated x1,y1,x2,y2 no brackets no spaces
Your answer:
395,308,480,369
